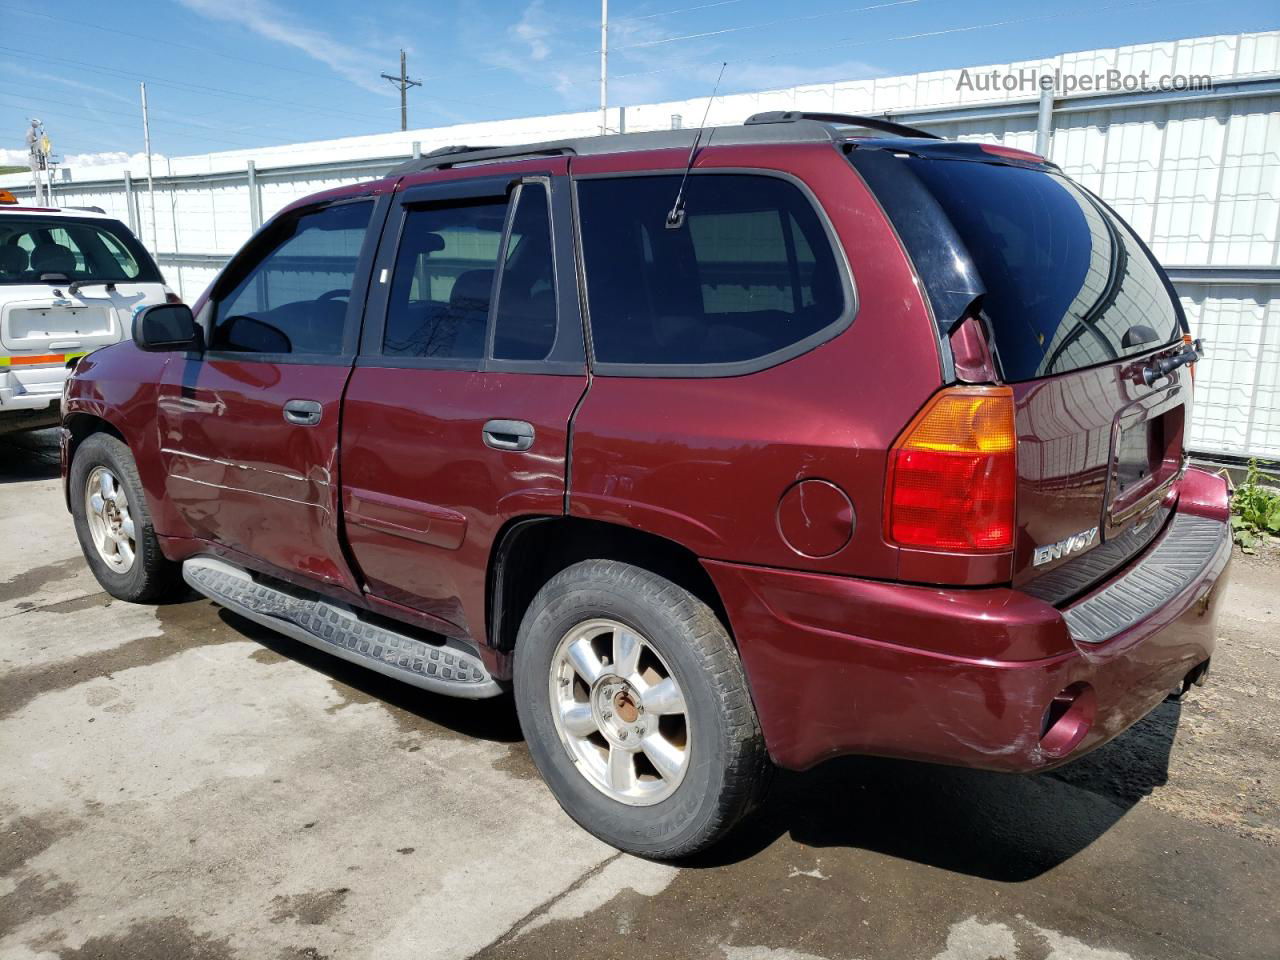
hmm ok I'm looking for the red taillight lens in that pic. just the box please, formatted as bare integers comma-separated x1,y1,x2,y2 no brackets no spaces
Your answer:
885,386,1016,552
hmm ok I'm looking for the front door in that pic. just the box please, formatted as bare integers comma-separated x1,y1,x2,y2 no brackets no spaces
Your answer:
340,163,587,641
158,196,384,594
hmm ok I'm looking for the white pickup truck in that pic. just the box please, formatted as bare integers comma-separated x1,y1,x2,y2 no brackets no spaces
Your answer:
1,193,174,434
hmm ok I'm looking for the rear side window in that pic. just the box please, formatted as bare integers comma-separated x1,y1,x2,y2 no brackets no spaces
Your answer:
493,183,557,361
893,159,1181,381
577,174,846,369
211,200,372,356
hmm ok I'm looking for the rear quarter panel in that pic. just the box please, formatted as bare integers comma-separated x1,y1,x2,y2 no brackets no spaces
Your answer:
569,144,942,579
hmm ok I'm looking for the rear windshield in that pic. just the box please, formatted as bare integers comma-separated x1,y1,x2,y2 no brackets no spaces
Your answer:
0,216,162,286
885,158,1181,381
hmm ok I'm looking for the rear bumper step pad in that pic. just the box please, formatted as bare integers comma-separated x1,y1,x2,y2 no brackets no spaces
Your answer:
184,557,503,699
1063,513,1227,645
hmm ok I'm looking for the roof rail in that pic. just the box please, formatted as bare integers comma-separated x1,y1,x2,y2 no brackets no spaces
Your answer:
389,144,577,176
744,111,942,140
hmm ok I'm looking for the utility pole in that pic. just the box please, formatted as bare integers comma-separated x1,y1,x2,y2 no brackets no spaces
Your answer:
381,50,421,132
139,82,158,254
599,0,608,135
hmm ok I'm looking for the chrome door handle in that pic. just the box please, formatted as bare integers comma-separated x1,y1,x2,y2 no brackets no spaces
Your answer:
283,399,323,426
482,419,534,451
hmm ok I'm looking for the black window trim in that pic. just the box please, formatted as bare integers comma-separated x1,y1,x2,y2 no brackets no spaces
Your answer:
199,193,386,366
569,167,858,379
357,171,586,375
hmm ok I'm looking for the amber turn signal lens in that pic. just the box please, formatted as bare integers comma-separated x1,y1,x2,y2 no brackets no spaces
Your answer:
885,386,1017,552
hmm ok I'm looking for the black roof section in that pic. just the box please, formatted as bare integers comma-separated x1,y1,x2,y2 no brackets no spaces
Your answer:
386,112,941,176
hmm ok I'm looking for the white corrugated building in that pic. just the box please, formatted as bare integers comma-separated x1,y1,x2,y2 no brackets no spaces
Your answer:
3,30,1278,459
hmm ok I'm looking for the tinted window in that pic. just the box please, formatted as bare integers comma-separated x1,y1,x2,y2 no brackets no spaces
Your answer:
897,159,1181,381
577,175,845,366
0,216,160,285
383,199,507,359
212,201,371,355
493,183,557,361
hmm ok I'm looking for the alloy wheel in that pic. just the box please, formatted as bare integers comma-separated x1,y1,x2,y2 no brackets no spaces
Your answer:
84,465,137,573
548,617,691,805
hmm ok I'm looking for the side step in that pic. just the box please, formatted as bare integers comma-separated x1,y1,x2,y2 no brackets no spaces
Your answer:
183,557,503,699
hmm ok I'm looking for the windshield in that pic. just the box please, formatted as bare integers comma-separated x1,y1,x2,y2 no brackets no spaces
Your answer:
0,215,162,286
874,157,1182,381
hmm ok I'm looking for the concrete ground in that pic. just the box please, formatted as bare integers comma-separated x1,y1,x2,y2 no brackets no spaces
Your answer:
1,427,1277,960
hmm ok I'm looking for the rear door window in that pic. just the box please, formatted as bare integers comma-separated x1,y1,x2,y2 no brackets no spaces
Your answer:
576,174,847,371
892,159,1181,381
382,199,507,360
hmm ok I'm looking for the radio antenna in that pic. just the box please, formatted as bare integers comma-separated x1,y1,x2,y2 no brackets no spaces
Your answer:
666,61,727,229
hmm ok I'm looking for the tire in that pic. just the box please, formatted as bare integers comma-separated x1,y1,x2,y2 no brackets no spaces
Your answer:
70,432,181,603
513,559,771,858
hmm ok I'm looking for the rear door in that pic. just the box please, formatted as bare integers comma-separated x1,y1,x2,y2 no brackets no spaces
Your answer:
339,162,587,641
857,151,1190,600
157,196,383,594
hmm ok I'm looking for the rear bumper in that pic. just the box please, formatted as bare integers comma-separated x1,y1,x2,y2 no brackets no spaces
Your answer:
0,365,65,413
704,467,1232,773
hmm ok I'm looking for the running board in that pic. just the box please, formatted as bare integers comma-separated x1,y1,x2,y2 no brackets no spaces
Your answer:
183,557,503,699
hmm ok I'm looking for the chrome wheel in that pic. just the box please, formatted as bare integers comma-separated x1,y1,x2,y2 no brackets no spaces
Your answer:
548,618,691,806
84,465,137,573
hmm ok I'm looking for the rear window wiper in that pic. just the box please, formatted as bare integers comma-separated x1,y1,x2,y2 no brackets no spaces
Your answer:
68,280,118,296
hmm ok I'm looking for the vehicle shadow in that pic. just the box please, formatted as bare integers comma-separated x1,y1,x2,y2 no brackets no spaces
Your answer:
215,603,1181,881
691,700,1183,880
0,428,62,484
217,608,524,745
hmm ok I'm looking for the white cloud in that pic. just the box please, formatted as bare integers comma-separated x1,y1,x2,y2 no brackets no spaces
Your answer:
510,0,552,62
0,149,166,170
0,62,137,107
176,0,391,94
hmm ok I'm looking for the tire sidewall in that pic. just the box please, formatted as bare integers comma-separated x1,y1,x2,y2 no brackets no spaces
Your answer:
514,564,739,857
70,435,153,601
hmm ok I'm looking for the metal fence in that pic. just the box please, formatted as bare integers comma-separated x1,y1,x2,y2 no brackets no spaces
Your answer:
4,31,1278,459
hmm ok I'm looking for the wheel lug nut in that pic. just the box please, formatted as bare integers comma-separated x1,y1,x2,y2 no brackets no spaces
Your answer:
619,730,628,740
603,710,612,720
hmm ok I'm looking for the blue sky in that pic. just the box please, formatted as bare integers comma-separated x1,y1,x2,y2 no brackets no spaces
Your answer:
1,0,1276,164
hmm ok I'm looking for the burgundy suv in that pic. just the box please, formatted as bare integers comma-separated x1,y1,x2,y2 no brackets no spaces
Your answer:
62,113,1231,857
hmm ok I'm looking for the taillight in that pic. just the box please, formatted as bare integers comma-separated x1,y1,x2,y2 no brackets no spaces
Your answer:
885,386,1016,552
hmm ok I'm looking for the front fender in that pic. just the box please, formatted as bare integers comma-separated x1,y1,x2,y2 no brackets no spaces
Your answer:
62,342,177,534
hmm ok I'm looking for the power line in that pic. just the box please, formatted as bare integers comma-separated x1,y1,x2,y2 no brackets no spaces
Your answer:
0,86,350,147
413,0,924,93
0,3,499,117
612,0,924,51
0,92,310,151
611,0,1215,83
0,3,349,85
611,0,747,23
0,45,385,126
